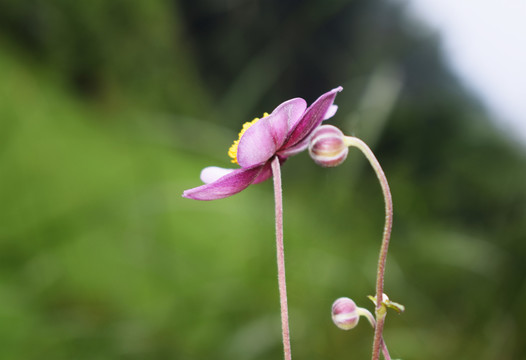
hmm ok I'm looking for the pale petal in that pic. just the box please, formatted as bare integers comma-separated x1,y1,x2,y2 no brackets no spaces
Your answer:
276,97,308,134
182,165,263,201
236,113,281,168
324,105,338,120
200,166,234,184
237,98,307,168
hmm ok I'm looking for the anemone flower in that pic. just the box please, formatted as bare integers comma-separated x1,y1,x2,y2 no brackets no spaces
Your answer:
182,86,342,201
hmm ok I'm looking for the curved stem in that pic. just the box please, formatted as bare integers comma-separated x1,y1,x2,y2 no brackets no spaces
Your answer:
271,156,292,360
380,337,391,360
344,136,393,360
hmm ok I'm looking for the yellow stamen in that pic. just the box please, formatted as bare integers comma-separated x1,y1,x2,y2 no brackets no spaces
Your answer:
228,112,269,164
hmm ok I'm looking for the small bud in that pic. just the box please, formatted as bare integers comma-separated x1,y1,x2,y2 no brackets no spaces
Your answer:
309,125,348,167
331,297,360,330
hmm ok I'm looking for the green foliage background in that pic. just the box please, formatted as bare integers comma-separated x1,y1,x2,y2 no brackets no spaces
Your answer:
1,1,525,359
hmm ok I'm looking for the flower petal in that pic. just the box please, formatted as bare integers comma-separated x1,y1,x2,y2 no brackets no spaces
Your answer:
277,138,309,158
251,161,273,184
200,166,234,184
324,105,338,120
251,157,286,184
237,98,307,168
283,87,342,149
183,165,263,200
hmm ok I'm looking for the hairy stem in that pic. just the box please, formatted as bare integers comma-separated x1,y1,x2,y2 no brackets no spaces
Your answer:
380,337,391,360
271,156,292,360
344,136,393,360
357,308,392,360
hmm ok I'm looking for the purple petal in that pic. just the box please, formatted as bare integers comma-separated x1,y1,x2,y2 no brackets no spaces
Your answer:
251,157,286,184
200,166,234,184
237,98,307,168
282,87,342,150
277,138,309,158
251,161,273,184
182,165,263,200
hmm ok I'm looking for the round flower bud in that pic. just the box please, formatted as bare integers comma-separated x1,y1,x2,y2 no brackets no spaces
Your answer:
331,297,360,330
308,125,348,167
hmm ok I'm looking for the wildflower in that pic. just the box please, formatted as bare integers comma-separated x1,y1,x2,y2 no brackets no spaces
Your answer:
183,87,342,200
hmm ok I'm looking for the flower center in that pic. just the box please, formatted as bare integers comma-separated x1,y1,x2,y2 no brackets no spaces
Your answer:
228,112,269,164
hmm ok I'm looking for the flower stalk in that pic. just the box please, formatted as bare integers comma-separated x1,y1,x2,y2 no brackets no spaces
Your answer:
271,156,292,360
343,136,393,360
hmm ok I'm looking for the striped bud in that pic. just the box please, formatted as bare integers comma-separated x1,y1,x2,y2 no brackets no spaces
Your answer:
309,125,348,167
331,297,360,330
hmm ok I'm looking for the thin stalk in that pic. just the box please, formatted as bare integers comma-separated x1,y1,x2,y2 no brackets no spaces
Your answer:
271,156,292,360
380,337,391,360
357,308,392,360
344,136,393,360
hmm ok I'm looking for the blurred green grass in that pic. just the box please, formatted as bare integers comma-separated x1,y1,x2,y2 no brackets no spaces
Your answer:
0,43,374,359
0,44,408,359
1,1,526,359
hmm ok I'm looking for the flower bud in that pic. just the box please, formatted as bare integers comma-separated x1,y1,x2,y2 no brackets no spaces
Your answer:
331,297,360,330
309,125,348,167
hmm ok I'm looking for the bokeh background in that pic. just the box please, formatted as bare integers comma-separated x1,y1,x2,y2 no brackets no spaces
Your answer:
1,1,525,359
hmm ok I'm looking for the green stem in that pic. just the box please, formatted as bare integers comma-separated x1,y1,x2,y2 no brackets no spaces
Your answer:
271,156,292,360
344,136,393,360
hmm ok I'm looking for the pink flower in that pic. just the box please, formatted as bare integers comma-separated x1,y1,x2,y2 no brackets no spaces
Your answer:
183,87,342,200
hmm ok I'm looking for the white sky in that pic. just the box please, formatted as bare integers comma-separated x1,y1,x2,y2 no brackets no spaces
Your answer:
400,0,526,144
